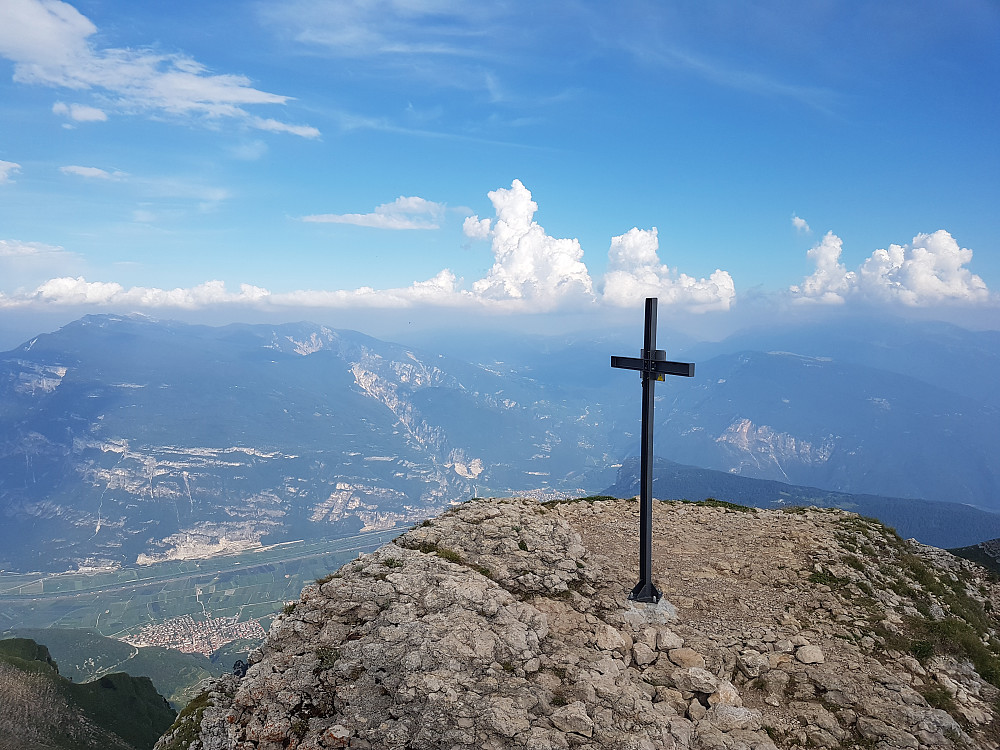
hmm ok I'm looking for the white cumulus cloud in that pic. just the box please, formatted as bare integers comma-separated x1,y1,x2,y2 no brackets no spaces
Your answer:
791,230,992,306
789,231,854,305
792,214,811,233
303,196,445,230
0,0,317,136
0,160,22,183
602,227,736,311
464,179,593,306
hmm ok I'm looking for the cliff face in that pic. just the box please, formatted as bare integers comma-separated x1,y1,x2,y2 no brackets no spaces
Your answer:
157,497,1000,750
0,637,176,750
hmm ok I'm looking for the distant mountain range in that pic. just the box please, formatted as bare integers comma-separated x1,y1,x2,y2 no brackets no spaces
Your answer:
1,313,997,572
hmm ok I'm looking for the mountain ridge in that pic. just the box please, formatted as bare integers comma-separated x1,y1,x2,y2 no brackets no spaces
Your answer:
607,456,1000,549
3,313,999,576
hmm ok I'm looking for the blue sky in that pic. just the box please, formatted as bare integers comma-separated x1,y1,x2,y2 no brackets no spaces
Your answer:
0,0,998,344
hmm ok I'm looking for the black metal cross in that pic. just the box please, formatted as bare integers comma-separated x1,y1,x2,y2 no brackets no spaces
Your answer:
611,297,695,603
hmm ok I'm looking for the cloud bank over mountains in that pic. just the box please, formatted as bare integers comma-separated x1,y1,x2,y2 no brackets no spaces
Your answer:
0,180,993,317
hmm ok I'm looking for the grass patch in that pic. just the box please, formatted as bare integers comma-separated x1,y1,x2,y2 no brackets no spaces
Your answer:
919,684,959,714
808,570,846,587
160,690,211,750
843,554,866,572
436,547,463,564
906,616,1000,687
316,646,340,670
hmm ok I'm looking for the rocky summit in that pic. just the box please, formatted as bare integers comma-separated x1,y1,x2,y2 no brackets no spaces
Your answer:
157,497,1000,750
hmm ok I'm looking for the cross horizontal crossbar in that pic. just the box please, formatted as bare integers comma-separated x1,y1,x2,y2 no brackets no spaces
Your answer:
610,356,695,377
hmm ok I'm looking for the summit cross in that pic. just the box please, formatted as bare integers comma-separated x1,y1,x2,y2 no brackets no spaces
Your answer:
611,297,695,603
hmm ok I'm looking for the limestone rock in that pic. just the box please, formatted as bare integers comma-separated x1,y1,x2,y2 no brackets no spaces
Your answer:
159,496,1000,750
550,701,593,737
705,704,763,731
794,644,825,664
668,647,705,669
672,667,719,694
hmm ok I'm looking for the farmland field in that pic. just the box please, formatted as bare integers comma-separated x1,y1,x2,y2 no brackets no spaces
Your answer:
0,527,403,639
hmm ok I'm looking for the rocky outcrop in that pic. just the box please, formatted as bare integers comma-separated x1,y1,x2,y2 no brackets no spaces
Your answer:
158,497,1000,750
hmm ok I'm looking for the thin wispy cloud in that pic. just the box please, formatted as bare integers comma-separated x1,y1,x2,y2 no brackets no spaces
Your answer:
0,239,80,277
0,160,22,183
0,0,318,137
0,239,67,258
60,165,126,180
792,215,811,233
260,0,500,60
303,196,446,230
52,101,106,122
664,48,838,113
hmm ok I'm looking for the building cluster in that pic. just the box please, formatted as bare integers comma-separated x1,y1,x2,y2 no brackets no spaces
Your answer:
124,613,265,655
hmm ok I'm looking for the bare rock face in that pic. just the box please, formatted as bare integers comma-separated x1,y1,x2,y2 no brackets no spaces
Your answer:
157,497,1000,750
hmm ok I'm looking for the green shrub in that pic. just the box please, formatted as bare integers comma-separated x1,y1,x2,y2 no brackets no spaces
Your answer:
435,547,463,564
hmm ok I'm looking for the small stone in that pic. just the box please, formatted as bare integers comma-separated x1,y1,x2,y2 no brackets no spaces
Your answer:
633,642,658,666
673,667,719,694
596,623,628,653
655,627,683,651
551,701,594,737
767,652,790,669
687,698,707,721
762,670,789,697
795,645,825,664
708,681,742,707
324,724,351,744
706,705,763,732
737,649,770,677
668,647,705,669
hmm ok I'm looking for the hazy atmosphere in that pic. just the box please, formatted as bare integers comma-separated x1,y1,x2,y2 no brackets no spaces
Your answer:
4,5,1000,747
1,0,998,347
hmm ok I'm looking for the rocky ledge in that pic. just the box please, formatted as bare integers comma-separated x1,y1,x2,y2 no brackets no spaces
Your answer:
157,497,1000,750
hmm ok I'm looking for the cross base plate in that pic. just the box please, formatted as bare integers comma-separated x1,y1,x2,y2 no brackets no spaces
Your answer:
628,580,662,604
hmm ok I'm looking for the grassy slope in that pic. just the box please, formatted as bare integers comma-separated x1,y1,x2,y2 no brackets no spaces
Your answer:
0,637,175,750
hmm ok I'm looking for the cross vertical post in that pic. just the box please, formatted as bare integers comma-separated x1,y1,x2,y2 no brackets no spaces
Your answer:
611,297,695,603
637,297,658,602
